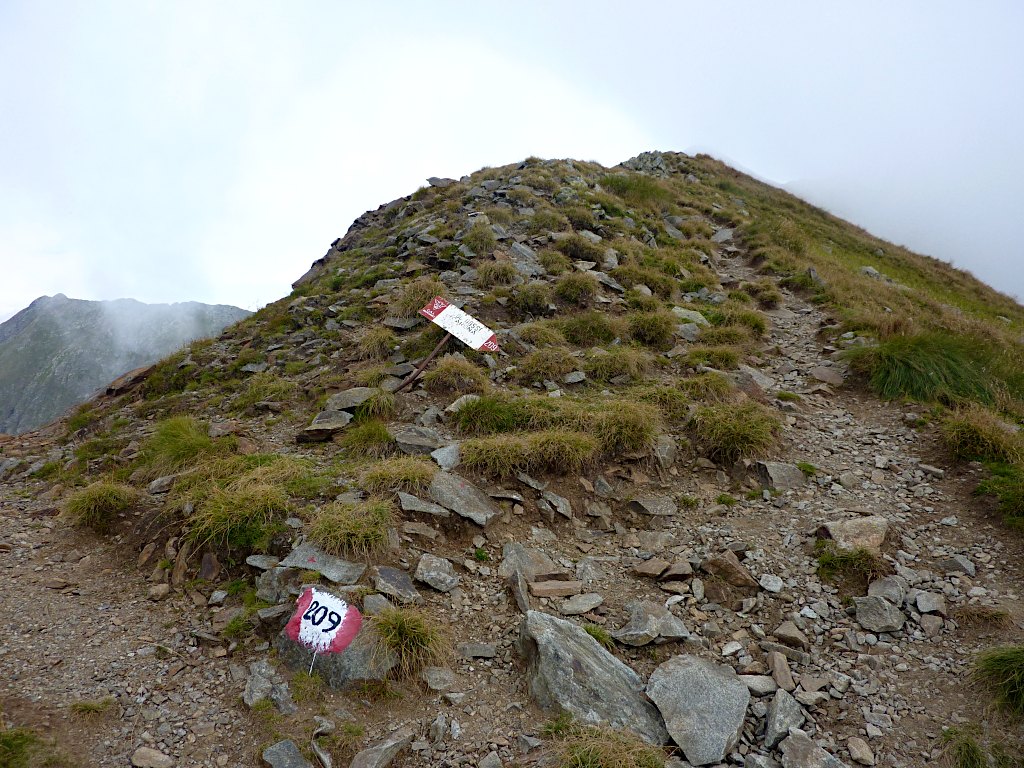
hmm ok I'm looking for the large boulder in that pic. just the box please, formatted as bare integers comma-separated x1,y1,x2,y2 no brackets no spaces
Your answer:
517,610,667,744
646,655,749,765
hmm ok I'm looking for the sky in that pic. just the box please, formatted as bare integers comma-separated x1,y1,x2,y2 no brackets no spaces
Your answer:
1,1,1022,321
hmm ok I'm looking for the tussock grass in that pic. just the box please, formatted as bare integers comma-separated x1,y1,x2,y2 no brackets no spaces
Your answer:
64,481,140,533
815,541,888,585
564,205,595,231
698,325,753,346
460,430,599,477
552,723,665,768
942,405,1023,464
422,355,488,393
601,173,671,208
584,346,652,382
555,235,604,263
539,248,572,275
353,389,397,421
742,279,783,308
513,281,551,316
392,278,446,318
233,371,298,413
678,371,734,401
70,697,115,717
627,310,676,349
141,416,226,476
940,727,987,768
953,605,1013,630
720,307,768,337
358,328,398,361
974,645,1024,716
629,385,691,422
359,456,436,494
583,402,660,453
691,400,779,462
518,322,566,346
339,420,397,458
612,265,676,298
554,272,599,306
372,606,450,678
462,220,497,255
558,311,624,346
352,365,390,388
584,623,615,650
977,463,1024,522
477,260,517,286
308,497,396,556
845,333,997,405
686,344,742,370
516,347,577,383
186,478,288,551
449,395,533,435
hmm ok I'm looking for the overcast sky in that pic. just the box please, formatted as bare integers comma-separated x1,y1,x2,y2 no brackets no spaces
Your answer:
1,1,1022,321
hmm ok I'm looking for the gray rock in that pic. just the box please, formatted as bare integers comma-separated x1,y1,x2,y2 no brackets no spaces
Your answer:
246,554,280,570
427,176,454,187
445,393,480,413
867,576,907,607
256,567,298,603
275,629,395,688
646,655,749,765
325,387,377,411
627,495,677,516
349,728,415,768
298,410,353,442
361,593,391,615
430,444,461,470
675,322,702,342
560,593,604,615
711,227,733,243
374,566,422,603
428,471,503,526
517,610,667,744
760,574,784,593
819,516,888,554
564,371,587,384
612,600,690,646
458,642,497,658
920,613,944,637
542,490,572,518
414,553,460,592
671,307,710,326
853,596,905,633
131,747,176,768
764,688,804,748
262,740,314,768
916,592,947,615
478,751,503,768
702,550,758,589
421,666,456,691
279,543,365,585
147,475,176,494
397,491,450,517
756,462,805,491
739,675,778,696
497,543,565,581
809,365,845,386
936,554,975,577
746,756,782,768
847,736,875,766
655,435,677,468
390,424,444,455
779,728,849,768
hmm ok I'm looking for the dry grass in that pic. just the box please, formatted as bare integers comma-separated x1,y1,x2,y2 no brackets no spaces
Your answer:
392,278,446,318
462,220,497,255
686,344,742,370
554,272,599,306
678,371,734,401
518,322,566,346
974,645,1024,717
359,456,437,494
186,477,288,552
477,260,518,286
942,405,1023,464
339,420,397,458
357,328,398,361
140,416,227,477
626,310,676,349
513,281,552,316
515,347,577,383
460,430,600,477
422,355,488,393
64,482,140,534
584,346,652,382
308,497,396,556
372,606,451,679
953,605,1014,630
690,400,779,462
550,723,665,768
558,311,625,346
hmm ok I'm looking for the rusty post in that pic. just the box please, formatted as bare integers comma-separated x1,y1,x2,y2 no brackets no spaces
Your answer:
395,332,452,393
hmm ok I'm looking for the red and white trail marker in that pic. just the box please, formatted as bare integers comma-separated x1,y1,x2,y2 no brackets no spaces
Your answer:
419,296,499,352
285,587,362,659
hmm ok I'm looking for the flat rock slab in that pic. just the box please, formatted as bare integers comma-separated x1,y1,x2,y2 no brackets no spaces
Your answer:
819,516,888,554
497,543,566,581
613,600,690,646
672,307,710,326
702,550,758,589
517,610,667,745
414,553,460,592
349,728,415,768
262,740,313,768
529,580,582,597
374,566,422,603
779,728,849,768
756,461,806,491
298,410,352,442
853,596,904,633
279,543,365,585
627,495,677,516
560,593,604,615
131,747,176,768
390,424,444,454
428,471,502,526
646,654,749,765
325,387,378,411
398,491,450,517
765,688,804,747
809,365,845,386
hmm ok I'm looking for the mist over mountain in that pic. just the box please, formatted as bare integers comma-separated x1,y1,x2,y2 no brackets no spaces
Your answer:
0,294,250,434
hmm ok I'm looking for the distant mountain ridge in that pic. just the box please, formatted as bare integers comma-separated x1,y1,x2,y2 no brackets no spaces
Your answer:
0,294,250,434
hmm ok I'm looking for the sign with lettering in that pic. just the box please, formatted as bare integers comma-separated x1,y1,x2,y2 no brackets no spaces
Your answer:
285,587,362,654
419,296,499,352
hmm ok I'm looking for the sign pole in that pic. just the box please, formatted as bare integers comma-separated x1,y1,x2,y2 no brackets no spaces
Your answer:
395,332,452,393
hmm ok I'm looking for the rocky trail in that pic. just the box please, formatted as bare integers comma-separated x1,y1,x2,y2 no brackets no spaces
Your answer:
2,155,1022,768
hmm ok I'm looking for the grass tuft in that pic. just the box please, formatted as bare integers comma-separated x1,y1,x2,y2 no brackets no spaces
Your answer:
519,322,566,346
339,420,397,458
358,328,398,361
233,372,298,413
558,311,623,346
392,278,446,318
477,260,518,286
422,355,488,393
308,497,396,556
815,540,888,587
553,724,665,768
64,481,140,533
353,389,397,421
974,645,1024,716
940,727,987,768
584,346,652,382
516,347,577,383
372,606,450,678
627,311,677,349
359,456,437,494
513,282,552,316
554,272,599,306
584,623,615,651
686,344,742,370
942,405,1023,464
186,478,288,552
690,400,779,463
141,416,225,475
460,430,599,477
678,371,733,401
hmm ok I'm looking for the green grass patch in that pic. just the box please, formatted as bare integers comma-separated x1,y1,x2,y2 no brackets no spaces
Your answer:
392,278,446,318
460,430,600,477
584,624,615,651
601,173,671,208
477,260,517,286
233,372,298,413
691,401,779,463
942,405,1023,464
518,322,566,346
339,420,397,458
974,645,1024,717
686,344,742,370
308,497,396,556
64,481,140,533
462,220,497,255
359,456,437,494
554,235,604,263
422,355,488,393
627,310,676,349
558,310,623,346
940,726,987,768
513,281,551,316
140,416,228,476
539,248,572,275
515,347,577,384
554,272,599,306
357,328,398,361
584,346,652,382
678,371,733,401
815,540,888,590
372,606,450,678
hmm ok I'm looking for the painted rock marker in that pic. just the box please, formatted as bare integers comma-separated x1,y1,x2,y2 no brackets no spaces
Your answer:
285,587,362,659
419,296,499,352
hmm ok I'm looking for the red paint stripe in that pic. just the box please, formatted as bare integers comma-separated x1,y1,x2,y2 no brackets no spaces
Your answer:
285,587,315,643
418,296,450,320
478,333,499,352
328,605,363,653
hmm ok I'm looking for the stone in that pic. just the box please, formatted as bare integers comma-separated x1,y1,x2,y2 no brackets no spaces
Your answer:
147,475,176,494
362,593,390,615
428,471,503,526
773,621,809,649
199,552,220,581
919,614,944,637
916,592,947,615
936,554,975,577
739,675,778,696
131,746,176,768
246,554,279,570
702,550,758,589
847,736,875,766
853,596,905,633
809,366,845,386
421,666,456,691
779,729,849,768
244,660,276,707
612,600,690,646
374,566,422,603
298,410,353,442
634,558,670,578
764,689,804,748
627,495,677,516
147,583,170,601
325,387,378,411
279,543,365,585
497,543,565,581
529,580,582,597
760,574,784,593
671,307,710,326
414,553,460,592
867,576,906,607
390,424,444,454
820,516,888,554
711,227,733,243
560,593,604,615
427,176,454,187
655,435,677,468
256,567,298,603
518,610,667,744
349,728,415,768
767,651,796,692
275,630,396,688
430,443,461,470
445,393,480,413
398,491,450,517
756,462,806,491
542,490,572,518
646,655,749,764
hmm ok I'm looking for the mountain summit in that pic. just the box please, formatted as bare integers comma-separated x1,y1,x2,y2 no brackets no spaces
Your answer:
1,152,1022,767
0,294,250,434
